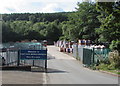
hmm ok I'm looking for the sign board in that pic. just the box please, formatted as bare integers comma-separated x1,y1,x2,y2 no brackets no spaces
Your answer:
19,50,47,60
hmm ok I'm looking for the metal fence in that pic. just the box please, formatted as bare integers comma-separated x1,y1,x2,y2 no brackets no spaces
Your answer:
0,42,47,68
93,48,111,64
73,44,111,66
0,49,18,66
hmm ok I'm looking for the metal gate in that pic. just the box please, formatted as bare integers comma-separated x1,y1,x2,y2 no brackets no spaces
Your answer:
93,48,110,64
83,48,93,66
72,45,111,67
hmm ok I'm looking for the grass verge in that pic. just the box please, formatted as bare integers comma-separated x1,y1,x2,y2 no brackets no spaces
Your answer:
90,63,120,75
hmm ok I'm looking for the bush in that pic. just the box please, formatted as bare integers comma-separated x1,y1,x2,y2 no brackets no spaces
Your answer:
108,63,116,70
96,63,109,70
99,58,110,64
108,50,120,69
89,64,97,70
109,40,120,52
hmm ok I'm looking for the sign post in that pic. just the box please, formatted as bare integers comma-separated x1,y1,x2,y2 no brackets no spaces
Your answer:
45,59,47,72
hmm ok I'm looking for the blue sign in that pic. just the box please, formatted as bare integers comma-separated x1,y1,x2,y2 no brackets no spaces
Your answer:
19,50,47,60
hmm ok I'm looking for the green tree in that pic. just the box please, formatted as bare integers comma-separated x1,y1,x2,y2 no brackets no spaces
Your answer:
2,21,21,42
61,2,100,42
96,2,120,43
25,30,43,41
29,15,37,23
46,21,62,41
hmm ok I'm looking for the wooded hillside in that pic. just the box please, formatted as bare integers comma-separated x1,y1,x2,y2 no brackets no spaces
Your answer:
2,1,120,51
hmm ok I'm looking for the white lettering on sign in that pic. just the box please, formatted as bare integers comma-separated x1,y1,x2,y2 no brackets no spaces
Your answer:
20,53,46,55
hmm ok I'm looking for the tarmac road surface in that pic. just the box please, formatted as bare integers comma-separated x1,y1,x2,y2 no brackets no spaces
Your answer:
46,46,119,84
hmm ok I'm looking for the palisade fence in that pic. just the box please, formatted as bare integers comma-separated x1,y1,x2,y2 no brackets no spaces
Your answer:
0,42,46,68
73,44,111,66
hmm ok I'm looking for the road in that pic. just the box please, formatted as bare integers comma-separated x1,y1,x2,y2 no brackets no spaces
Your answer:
46,46,119,84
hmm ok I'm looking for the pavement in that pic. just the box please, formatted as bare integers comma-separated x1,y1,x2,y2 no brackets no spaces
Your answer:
2,68,44,84
1,45,119,85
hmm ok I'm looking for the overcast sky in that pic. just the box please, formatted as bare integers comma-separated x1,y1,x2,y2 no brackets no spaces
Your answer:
0,0,83,13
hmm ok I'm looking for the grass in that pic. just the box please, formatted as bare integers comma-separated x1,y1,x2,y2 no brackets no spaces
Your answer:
91,63,120,75
101,69,120,75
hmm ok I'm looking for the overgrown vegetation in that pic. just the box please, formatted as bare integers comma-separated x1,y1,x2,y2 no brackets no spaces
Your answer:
90,50,120,74
108,50,120,69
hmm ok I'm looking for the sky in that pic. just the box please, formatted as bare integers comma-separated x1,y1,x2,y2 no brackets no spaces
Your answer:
0,0,83,13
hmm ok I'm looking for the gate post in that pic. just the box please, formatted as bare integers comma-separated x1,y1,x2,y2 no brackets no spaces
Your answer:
45,49,47,73
17,50,20,66
45,59,47,73
33,60,34,66
92,48,95,65
76,43,78,59
6,49,9,66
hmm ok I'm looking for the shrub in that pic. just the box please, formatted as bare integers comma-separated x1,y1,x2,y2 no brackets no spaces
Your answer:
99,58,110,64
108,63,116,70
96,63,109,70
109,40,120,52
108,50,120,69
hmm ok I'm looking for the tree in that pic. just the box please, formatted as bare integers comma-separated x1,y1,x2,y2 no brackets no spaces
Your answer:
25,30,43,41
96,2,120,43
60,2,100,42
46,21,62,41
29,15,37,23
2,21,21,42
